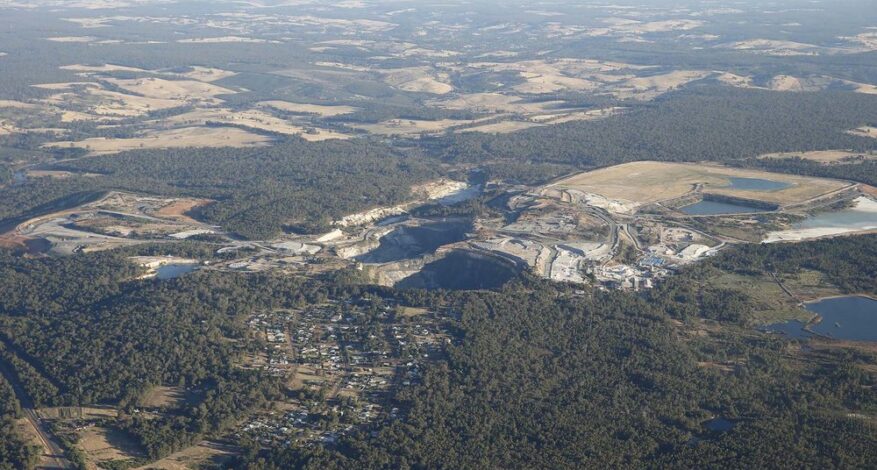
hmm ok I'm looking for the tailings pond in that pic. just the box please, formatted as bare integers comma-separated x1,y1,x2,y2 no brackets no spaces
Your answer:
765,196,877,242
356,219,472,264
681,177,790,215
724,177,790,191
792,197,877,232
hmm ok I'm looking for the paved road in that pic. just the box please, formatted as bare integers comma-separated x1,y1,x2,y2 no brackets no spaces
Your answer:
0,358,72,469
23,408,72,469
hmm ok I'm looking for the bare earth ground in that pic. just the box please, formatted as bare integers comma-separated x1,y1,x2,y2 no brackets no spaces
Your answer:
155,199,213,225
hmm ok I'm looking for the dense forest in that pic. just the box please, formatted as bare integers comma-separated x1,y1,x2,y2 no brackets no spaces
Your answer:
233,236,877,469
744,156,877,187
0,139,441,239
428,87,877,174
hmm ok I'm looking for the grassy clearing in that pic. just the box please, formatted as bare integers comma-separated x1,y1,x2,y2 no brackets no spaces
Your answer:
709,272,811,324
398,307,429,318
132,441,232,469
78,426,144,466
139,385,187,409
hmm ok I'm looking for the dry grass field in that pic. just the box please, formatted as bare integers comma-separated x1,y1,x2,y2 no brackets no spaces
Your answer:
42,86,184,118
133,442,232,470
78,426,144,466
381,67,453,94
848,126,877,139
461,120,543,134
37,406,117,420
43,126,273,155
530,107,625,124
102,77,233,103
549,161,851,210
60,63,147,74
139,385,187,409
351,118,473,135
290,365,330,391
0,99,40,109
612,70,712,100
174,66,236,82
157,108,351,141
429,93,568,114
257,100,358,117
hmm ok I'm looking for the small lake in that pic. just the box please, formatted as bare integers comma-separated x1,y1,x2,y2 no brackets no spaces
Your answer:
761,296,877,341
724,177,790,192
704,417,735,433
156,264,198,280
681,200,768,215
805,296,877,341
759,319,813,340
356,219,472,264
